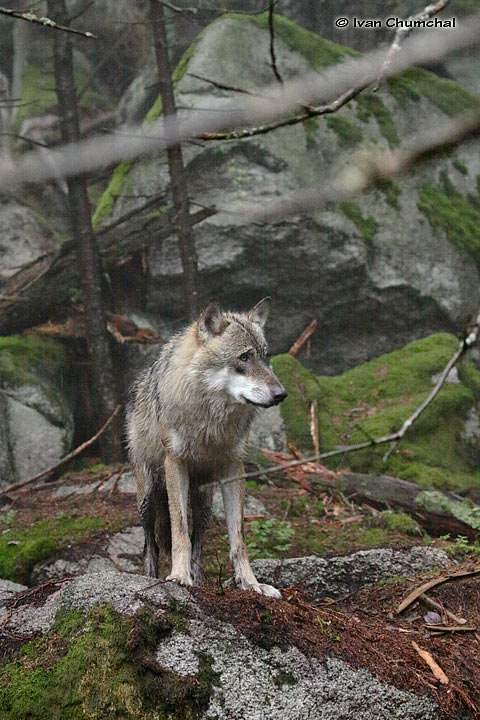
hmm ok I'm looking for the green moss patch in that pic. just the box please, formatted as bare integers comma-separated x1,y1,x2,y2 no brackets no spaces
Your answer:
0,604,215,720
326,115,363,148
356,93,400,147
388,67,480,117
417,183,480,267
0,515,104,584
273,333,480,490
0,335,65,388
341,201,378,245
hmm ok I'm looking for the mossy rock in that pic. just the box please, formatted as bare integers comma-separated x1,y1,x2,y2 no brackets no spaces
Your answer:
272,333,480,490
0,603,215,720
0,515,105,584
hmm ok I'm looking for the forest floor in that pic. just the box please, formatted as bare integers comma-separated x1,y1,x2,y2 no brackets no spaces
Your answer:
1,458,480,718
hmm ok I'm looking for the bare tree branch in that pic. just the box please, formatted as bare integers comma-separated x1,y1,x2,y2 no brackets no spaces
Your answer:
198,83,367,140
0,6,96,38
268,1,283,85
374,0,452,90
0,17,478,188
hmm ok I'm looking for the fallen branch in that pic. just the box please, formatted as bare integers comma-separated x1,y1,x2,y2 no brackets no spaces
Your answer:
0,205,215,335
424,624,476,633
397,566,480,614
0,404,122,496
0,7,95,37
421,593,466,625
411,641,449,684
288,319,318,356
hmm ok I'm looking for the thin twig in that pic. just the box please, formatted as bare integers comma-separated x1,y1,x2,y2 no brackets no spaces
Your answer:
0,404,122,496
268,1,283,85
288,319,318,356
0,7,96,38
187,72,260,97
374,0,452,90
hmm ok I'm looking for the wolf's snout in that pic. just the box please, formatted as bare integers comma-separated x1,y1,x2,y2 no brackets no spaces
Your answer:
272,387,288,405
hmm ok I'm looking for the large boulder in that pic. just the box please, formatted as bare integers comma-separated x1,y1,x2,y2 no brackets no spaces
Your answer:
0,335,74,485
0,571,442,719
97,14,480,374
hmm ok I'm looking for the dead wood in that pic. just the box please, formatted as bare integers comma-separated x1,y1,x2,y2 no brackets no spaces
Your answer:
397,565,480,614
0,206,214,335
411,641,449,684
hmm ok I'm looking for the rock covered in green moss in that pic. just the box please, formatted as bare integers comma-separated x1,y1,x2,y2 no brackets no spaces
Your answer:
0,335,73,485
98,13,479,374
0,571,440,719
272,333,480,490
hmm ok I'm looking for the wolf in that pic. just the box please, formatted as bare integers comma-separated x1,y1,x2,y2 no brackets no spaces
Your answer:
126,298,287,598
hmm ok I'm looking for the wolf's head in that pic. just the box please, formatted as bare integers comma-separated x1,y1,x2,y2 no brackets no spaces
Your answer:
195,298,288,408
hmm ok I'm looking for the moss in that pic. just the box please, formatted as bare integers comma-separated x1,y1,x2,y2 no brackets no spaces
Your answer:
273,333,480,490
341,201,378,245
388,67,480,117
15,62,104,132
0,516,105,584
417,185,480,267
0,335,65,388
378,179,401,210
231,12,358,71
452,157,468,175
372,510,421,536
0,604,215,720
91,159,133,228
326,115,363,148
355,93,399,147
416,490,480,530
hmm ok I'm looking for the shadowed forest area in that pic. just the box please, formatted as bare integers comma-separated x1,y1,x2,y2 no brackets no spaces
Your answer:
1,1,480,718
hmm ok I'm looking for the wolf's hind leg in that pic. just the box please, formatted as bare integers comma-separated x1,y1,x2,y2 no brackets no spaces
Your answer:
221,464,281,599
190,480,213,585
137,463,160,577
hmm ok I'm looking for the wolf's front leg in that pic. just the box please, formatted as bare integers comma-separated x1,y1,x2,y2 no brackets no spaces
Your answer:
221,464,281,599
165,453,192,586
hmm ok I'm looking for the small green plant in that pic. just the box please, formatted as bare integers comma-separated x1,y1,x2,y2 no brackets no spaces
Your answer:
316,617,340,641
0,509,16,527
246,518,294,559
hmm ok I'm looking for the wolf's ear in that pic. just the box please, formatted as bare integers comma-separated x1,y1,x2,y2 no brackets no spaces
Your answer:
248,297,271,329
198,299,226,340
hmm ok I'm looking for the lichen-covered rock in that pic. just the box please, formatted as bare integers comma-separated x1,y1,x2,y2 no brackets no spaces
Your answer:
0,335,74,485
0,204,58,287
272,333,480,490
0,571,441,719
251,546,450,600
99,13,480,374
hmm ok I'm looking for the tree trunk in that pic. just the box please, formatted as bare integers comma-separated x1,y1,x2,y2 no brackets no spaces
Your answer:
47,0,122,461
150,0,198,320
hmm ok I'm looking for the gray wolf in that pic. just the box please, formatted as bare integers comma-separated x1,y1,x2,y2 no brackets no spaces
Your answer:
126,298,287,598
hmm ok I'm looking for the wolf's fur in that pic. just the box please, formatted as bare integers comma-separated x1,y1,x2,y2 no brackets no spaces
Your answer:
126,298,287,597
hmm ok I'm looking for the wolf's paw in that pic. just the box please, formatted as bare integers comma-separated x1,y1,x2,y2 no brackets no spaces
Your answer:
166,572,193,587
240,581,282,599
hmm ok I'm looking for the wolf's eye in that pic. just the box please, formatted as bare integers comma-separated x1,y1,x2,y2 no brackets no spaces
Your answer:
239,352,249,362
